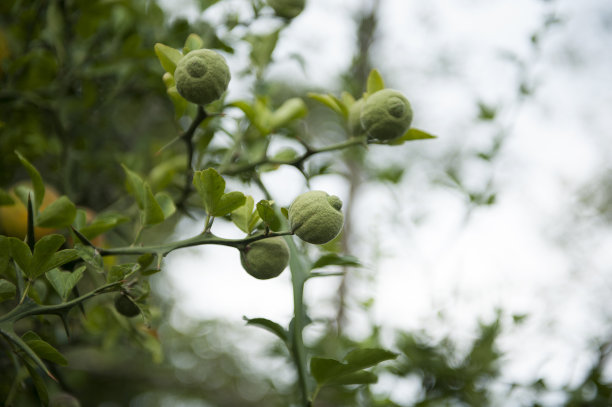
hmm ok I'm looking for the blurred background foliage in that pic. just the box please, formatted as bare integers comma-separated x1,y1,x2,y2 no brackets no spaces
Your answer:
1,0,611,406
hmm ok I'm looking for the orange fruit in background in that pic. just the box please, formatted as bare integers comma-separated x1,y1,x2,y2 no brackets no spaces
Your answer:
0,183,61,240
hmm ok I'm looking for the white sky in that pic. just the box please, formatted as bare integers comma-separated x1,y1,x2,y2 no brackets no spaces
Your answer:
158,0,612,404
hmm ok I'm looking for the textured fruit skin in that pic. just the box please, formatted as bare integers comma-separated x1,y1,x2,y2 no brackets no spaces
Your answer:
267,0,305,19
114,294,140,317
174,49,230,105
288,191,343,244
240,237,289,280
0,183,60,240
360,89,413,141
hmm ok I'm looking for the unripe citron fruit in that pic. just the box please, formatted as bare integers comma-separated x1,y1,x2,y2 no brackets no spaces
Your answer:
174,49,231,105
114,294,140,317
240,237,289,280
288,191,343,245
0,183,60,240
267,0,306,19
360,89,413,141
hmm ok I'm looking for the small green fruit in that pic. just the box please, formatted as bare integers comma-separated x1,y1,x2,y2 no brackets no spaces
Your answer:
240,237,290,280
114,294,140,317
360,89,413,141
267,0,306,19
174,49,231,105
348,98,366,137
288,191,343,245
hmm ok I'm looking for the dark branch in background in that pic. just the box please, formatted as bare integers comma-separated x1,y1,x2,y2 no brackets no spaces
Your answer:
177,105,208,211
336,0,380,333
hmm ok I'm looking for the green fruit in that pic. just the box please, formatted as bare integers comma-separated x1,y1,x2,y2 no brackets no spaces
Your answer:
114,294,140,317
348,98,366,137
240,237,289,280
288,191,343,244
360,89,413,141
174,49,231,105
267,0,306,19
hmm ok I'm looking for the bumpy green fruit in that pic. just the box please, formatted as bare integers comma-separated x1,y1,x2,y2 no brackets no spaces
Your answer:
360,89,413,141
348,98,366,137
240,237,289,280
114,294,140,317
174,49,230,105
288,191,343,244
267,0,305,19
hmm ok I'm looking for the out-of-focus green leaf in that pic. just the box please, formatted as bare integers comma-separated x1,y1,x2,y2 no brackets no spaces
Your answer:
15,151,45,209
154,43,182,74
388,128,437,145
311,253,361,269
36,196,76,228
183,33,204,53
46,266,85,301
256,200,282,231
0,279,16,302
22,331,68,366
366,68,385,95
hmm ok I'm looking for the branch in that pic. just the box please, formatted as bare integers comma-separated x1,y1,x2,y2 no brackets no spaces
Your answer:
177,106,209,209
99,230,294,257
221,137,368,176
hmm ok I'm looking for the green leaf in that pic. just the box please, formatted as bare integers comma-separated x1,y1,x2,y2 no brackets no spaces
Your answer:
46,266,85,301
0,188,14,206
366,68,385,95
0,279,16,302
36,196,76,228
343,348,398,371
15,151,45,209
193,168,245,217
244,317,289,344
74,245,104,274
8,237,32,274
193,168,225,215
155,192,176,220
29,234,65,278
143,184,165,226
256,200,282,231
310,348,397,387
269,98,307,130
213,191,246,217
307,93,345,117
154,43,182,74
0,236,9,275
78,212,130,240
22,331,68,366
232,196,260,234
167,86,188,118
325,370,378,386
24,361,49,406
183,33,204,53
388,128,437,145
122,164,146,209
47,249,79,270
107,263,140,283
311,253,361,270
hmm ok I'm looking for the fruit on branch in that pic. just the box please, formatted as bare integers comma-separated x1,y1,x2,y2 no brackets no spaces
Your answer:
114,293,140,317
267,0,306,19
288,191,343,244
360,89,413,141
240,236,290,280
174,49,231,105
0,183,60,240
